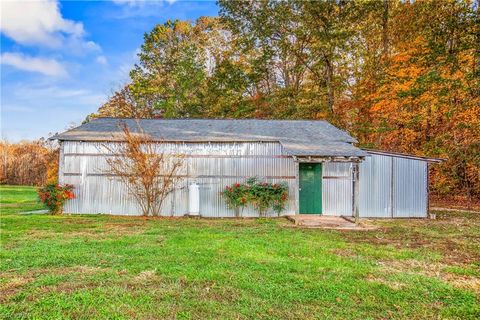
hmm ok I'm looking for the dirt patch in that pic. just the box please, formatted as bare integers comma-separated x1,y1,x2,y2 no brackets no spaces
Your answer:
438,239,480,265
22,280,100,300
329,248,359,258
30,222,148,239
339,212,480,294
43,281,99,296
376,259,480,294
102,222,147,235
54,218,95,225
134,270,158,282
1,265,109,280
0,265,113,302
194,280,241,303
0,275,35,303
430,195,480,212
25,230,58,238
343,214,480,266
342,227,431,247
365,274,407,291
21,228,140,240
42,265,108,276
104,221,145,227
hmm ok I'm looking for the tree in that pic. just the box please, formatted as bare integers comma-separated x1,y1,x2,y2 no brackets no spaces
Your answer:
93,17,236,119
299,0,361,113
129,18,218,118
94,84,156,119
366,0,480,199
0,139,58,186
93,0,479,200
103,123,184,216
219,0,313,117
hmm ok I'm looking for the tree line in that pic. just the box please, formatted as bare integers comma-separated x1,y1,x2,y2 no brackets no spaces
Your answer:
0,140,58,186
88,0,479,200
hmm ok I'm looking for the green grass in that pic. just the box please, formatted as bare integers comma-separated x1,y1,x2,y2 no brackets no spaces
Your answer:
0,185,479,319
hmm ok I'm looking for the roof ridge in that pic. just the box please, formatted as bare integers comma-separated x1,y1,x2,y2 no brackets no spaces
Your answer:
49,117,369,157
92,117,329,122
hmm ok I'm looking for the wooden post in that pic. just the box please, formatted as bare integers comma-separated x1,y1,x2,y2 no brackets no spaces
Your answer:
353,163,360,225
294,160,300,215
426,162,435,219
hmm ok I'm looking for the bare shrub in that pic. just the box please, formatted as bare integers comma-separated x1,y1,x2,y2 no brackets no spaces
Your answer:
103,123,184,216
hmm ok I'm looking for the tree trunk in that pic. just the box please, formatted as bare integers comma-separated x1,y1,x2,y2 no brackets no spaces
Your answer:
382,0,390,62
325,58,334,113
475,0,480,76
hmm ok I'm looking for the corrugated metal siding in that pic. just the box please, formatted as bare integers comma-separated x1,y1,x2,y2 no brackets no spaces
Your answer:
359,154,393,218
392,157,428,218
61,141,296,217
61,141,429,218
359,153,427,218
322,162,353,216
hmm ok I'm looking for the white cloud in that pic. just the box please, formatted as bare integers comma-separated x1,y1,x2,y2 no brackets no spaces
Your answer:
112,0,177,7
96,55,108,65
112,0,176,7
78,40,101,53
0,0,99,52
1,105,34,113
112,0,142,6
12,83,106,105
1,52,67,77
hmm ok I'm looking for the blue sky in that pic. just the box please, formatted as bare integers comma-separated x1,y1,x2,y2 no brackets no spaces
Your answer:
0,0,219,141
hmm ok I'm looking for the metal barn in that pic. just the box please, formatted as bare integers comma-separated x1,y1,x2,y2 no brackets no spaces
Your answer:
52,118,439,218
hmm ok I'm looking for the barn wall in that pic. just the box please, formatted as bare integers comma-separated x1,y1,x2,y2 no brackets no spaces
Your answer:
61,141,297,217
392,157,428,218
358,154,393,218
359,153,428,218
60,141,429,218
322,162,353,216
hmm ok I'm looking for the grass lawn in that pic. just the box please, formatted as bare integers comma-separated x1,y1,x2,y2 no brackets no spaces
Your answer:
0,186,479,319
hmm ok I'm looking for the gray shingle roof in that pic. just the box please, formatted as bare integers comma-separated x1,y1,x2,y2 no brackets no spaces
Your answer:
51,118,367,157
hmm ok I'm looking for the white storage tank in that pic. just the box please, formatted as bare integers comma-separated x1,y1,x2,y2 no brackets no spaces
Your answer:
188,182,200,216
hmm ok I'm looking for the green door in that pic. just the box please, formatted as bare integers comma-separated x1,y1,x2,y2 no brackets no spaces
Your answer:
299,163,322,214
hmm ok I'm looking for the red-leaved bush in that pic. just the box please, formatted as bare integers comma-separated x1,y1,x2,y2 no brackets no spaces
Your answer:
38,184,75,215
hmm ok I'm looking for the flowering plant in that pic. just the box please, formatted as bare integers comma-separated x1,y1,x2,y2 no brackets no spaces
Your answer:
37,183,75,215
222,177,288,217
223,182,249,216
